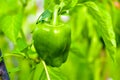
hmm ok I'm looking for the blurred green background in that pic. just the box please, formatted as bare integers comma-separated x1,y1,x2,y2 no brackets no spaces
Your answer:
0,0,120,80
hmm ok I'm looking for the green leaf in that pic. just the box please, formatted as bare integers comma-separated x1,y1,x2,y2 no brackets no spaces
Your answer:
54,0,60,4
39,66,68,80
0,13,23,43
30,63,44,80
70,41,88,59
44,0,78,13
8,67,21,73
0,0,21,15
70,6,87,41
36,10,52,24
64,0,78,9
88,35,102,62
68,0,78,8
54,0,78,8
85,2,116,60
27,48,38,60
44,0,56,11
16,38,28,51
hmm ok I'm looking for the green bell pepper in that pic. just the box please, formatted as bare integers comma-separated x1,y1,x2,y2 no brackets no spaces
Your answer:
33,23,71,67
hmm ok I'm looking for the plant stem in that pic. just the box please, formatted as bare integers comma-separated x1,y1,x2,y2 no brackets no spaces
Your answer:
53,5,59,26
41,59,50,80
3,53,25,58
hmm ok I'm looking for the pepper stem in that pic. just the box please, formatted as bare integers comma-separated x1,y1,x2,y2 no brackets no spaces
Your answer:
53,5,59,26
41,59,51,80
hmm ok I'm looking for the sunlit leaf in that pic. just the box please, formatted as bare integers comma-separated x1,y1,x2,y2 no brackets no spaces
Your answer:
17,38,27,51
0,0,21,15
8,67,21,73
54,0,78,9
39,66,68,80
44,0,56,11
32,63,44,80
85,2,116,60
0,13,23,43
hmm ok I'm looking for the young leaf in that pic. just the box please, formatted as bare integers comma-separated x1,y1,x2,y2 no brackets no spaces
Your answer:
0,13,23,44
36,10,52,24
85,2,116,60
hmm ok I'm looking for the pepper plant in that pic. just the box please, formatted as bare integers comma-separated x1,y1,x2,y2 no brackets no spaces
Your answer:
0,0,120,80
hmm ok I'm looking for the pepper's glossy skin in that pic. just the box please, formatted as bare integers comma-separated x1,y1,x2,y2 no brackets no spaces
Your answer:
33,23,71,67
